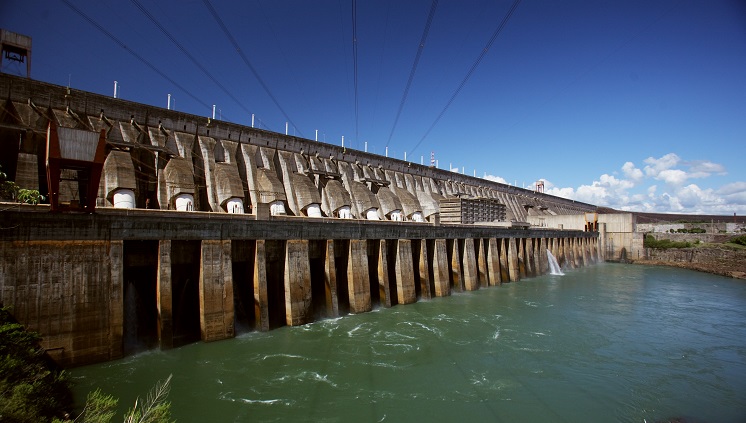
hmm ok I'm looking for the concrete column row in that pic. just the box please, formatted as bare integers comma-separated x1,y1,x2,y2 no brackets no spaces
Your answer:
152,235,598,350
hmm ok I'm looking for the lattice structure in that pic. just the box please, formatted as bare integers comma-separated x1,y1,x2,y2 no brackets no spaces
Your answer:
439,197,506,224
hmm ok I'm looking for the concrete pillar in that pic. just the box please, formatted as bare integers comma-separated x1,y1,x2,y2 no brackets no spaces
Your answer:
395,239,417,304
418,240,432,300
377,240,393,308
538,238,548,276
574,237,583,268
199,240,235,342
476,239,489,288
254,240,269,331
599,223,607,262
450,240,464,292
580,238,590,267
565,238,572,268
432,239,450,297
462,238,479,291
499,238,510,283
157,239,173,349
590,237,598,263
487,238,501,286
517,238,526,279
347,239,371,313
109,240,124,360
525,238,535,277
324,240,340,317
284,240,312,326
508,238,520,282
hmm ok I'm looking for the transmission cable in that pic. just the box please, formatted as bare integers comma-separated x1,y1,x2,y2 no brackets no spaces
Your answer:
385,0,439,148
60,0,212,111
129,0,260,121
351,0,359,148
201,0,304,137
409,0,522,155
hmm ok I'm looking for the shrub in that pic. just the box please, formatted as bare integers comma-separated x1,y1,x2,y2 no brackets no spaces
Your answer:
730,235,746,246
644,235,691,249
0,307,73,422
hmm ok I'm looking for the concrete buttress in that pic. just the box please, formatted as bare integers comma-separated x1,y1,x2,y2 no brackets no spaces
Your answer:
518,238,527,279
324,240,340,317
109,241,124,361
284,240,313,325
347,239,372,313
377,240,392,308
157,240,173,349
199,240,235,341
432,239,450,297
450,240,465,291
476,239,489,288
254,240,270,331
395,239,417,304
462,238,479,291
418,240,432,299
508,238,520,282
487,238,501,286
499,238,510,283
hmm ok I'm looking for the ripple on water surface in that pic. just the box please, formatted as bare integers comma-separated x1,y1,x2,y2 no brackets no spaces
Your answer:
71,264,746,422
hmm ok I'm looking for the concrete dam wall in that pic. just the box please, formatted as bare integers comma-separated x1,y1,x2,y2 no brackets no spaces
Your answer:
1,208,599,367
0,74,594,221
0,74,600,368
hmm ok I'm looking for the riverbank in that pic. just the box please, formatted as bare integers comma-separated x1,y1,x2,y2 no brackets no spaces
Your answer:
630,244,746,280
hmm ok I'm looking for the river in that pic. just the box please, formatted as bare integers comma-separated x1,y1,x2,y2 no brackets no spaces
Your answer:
71,263,746,422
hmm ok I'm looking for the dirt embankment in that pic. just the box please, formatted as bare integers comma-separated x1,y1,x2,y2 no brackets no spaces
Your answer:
630,245,746,280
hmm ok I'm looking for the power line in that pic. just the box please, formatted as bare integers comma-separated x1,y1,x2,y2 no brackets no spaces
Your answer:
60,0,213,112
129,0,261,122
409,0,522,156
201,0,304,138
385,0,439,148
351,0,359,149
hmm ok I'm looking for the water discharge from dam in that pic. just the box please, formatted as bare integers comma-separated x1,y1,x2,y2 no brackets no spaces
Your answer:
72,263,746,422
547,249,564,275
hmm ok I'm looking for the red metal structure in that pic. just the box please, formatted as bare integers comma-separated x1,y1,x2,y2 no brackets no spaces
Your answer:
46,120,106,212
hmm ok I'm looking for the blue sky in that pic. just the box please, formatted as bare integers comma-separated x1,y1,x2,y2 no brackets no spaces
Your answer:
2,0,745,214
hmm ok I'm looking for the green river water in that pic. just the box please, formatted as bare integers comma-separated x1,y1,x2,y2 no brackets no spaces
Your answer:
71,263,746,422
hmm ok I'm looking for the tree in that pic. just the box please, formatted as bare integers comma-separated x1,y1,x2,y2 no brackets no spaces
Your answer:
0,306,74,422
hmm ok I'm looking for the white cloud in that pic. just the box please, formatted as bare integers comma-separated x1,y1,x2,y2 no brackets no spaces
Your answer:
644,153,680,177
656,169,688,185
688,160,727,178
483,173,507,184
621,161,643,183
537,154,746,214
717,181,746,195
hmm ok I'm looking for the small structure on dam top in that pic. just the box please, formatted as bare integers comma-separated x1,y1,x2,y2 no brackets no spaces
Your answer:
0,72,602,368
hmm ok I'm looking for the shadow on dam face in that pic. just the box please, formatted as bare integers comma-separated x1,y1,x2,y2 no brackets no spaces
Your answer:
123,240,159,356
171,240,202,347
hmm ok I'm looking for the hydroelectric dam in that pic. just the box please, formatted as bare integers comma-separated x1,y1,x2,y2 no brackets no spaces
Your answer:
0,73,602,367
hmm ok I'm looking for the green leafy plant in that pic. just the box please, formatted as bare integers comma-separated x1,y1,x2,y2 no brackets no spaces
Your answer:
644,235,691,249
17,189,45,205
60,376,174,423
123,375,174,423
730,235,746,246
0,306,74,422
